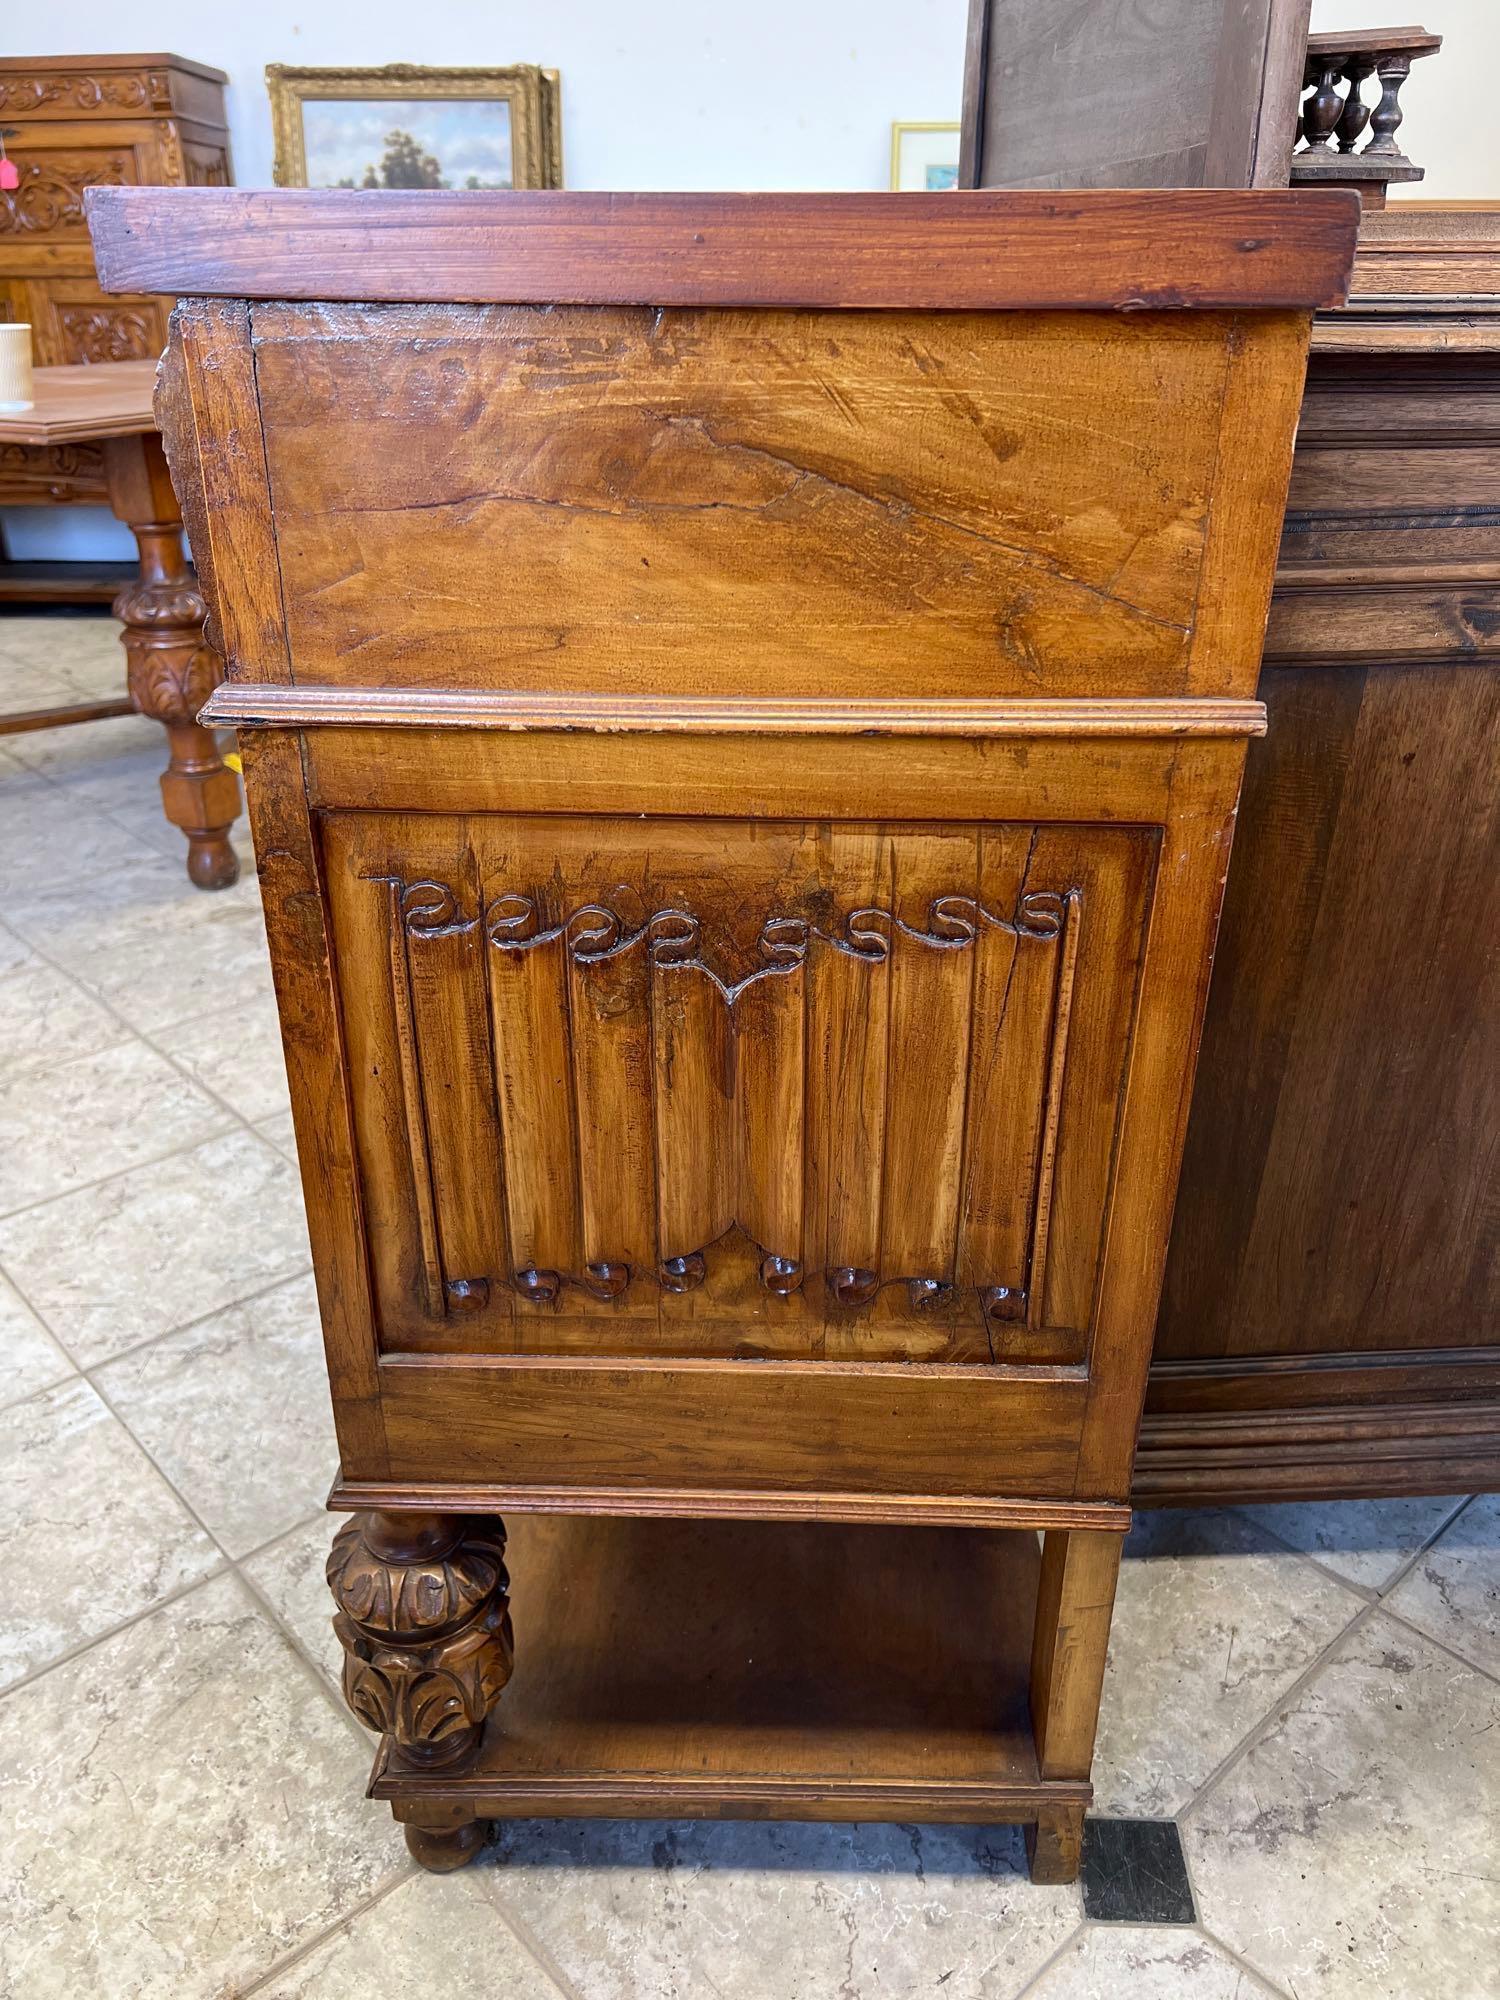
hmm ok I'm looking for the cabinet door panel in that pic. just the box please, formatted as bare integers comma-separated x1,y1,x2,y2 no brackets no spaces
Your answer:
321,811,1156,1369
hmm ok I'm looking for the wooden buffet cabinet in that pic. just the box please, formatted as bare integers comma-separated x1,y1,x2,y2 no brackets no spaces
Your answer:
89,185,1354,1877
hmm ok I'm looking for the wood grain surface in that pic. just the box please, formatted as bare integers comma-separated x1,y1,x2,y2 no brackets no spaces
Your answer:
86,186,1359,310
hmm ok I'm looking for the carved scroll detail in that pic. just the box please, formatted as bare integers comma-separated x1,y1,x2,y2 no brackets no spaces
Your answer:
0,155,131,235
328,1514,513,1770
377,877,1066,999
370,870,1084,1335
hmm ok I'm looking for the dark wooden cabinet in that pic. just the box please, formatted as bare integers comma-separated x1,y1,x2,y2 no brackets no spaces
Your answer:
1138,211,1500,1503
90,184,1354,1878
960,1,1498,1506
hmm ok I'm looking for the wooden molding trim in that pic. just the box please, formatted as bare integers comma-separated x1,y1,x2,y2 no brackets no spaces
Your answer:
87,187,1358,311
327,1475,1132,1534
1134,1396,1500,1505
201,683,1269,739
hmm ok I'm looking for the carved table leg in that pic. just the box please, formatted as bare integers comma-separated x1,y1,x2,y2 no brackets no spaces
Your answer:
102,432,240,890
327,1510,514,1870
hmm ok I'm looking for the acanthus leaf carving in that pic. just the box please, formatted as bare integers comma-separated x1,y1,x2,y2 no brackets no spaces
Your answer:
328,1514,514,1770
0,154,132,235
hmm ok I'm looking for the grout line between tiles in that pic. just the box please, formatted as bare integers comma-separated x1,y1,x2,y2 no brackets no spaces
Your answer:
1368,1493,1477,1595
1228,1494,1474,1607
1177,1596,1383,1827
1195,1918,1295,1998
230,1537,385,1760
0,1558,231,1703
232,1854,421,1998
1002,1918,1088,1999
1370,1595,1500,1689
471,1861,594,2000
61,1264,315,1376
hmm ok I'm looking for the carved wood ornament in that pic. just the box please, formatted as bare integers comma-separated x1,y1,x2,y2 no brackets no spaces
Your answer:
328,1512,513,1770
352,835,1114,1363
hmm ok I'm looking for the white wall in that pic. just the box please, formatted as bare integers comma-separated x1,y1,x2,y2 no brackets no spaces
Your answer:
5,0,1493,560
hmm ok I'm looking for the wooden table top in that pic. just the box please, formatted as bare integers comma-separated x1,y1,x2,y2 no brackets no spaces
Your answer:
0,360,158,445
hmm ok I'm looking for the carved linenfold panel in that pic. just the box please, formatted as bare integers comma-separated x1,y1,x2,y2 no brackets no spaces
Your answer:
321,814,1157,1365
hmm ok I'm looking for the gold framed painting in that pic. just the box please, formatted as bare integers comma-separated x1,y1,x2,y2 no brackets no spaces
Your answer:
267,63,562,191
890,122,961,191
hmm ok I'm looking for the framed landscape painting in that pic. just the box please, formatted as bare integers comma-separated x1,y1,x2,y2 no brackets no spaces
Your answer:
267,64,562,191
890,121,961,190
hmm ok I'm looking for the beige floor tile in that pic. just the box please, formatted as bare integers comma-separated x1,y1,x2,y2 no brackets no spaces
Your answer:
1384,1494,1500,1677
255,1106,301,1163
1091,1508,1363,1818
0,1128,310,1366
486,1819,1080,2000
6,840,273,1036
1186,1610,1499,2000
0,1376,218,1689
1236,1495,1471,1594
171,987,292,1125
243,1512,344,1691
1024,1926,1282,1998
0,1573,407,2000
97,1273,335,1558
0,1037,231,1216
5,708,160,802
0,763,165,896
257,1868,569,1999
0,944,131,1078
0,1268,74,1412
0,644,108,708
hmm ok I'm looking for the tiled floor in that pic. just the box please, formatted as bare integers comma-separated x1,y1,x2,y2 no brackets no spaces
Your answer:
1,608,1497,2000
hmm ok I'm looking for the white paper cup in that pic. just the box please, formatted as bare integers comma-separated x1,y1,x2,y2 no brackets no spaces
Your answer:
0,323,35,411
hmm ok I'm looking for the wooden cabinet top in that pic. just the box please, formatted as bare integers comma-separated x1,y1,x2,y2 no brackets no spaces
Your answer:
88,186,1358,310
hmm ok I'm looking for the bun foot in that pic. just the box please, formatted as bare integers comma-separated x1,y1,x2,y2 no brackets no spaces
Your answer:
185,828,240,890
405,1817,490,1872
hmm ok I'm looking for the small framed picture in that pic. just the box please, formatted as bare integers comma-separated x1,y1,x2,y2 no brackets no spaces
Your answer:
890,122,961,191
267,64,562,191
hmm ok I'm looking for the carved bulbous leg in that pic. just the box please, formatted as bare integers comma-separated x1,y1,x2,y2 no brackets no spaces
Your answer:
115,525,240,890
101,432,240,891
327,1511,514,1778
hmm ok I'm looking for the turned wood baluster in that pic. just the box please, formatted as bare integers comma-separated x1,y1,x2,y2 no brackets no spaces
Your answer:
102,431,240,890
1365,54,1414,158
1300,63,1346,151
1334,58,1376,152
328,1510,514,1868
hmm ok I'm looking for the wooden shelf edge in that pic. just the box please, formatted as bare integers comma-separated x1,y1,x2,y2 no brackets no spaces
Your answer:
373,1763,1093,1824
327,1475,1131,1534
203,683,1268,739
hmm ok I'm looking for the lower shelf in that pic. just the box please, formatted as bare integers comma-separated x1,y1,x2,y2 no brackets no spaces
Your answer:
371,1512,1088,1827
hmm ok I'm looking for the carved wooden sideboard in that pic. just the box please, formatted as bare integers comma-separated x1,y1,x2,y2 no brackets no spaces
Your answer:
0,53,230,604
89,185,1355,1879
0,54,229,363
